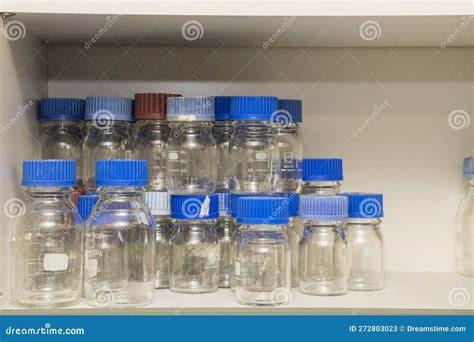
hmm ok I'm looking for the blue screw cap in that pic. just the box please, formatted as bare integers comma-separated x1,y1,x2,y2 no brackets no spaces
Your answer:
215,96,232,121
22,160,76,187
38,98,85,121
303,158,343,181
85,96,133,121
77,194,99,222
170,194,219,220
218,192,232,216
299,195,348,221
230,96,278,121
464,158,474,180
236,196,289,225
277,99,302,123
167,97,215,121
95,160,148,187
341,193,384,218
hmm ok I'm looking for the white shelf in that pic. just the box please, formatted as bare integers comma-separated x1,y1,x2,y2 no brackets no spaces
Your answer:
3,273,473,314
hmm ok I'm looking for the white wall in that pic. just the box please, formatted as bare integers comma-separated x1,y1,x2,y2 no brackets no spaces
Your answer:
43,45,472,272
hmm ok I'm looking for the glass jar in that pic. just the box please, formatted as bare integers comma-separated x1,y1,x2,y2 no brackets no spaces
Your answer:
299,195,349,296
144,191,173,288
11,160,83,308
169,194,220,293
235,197,291,306
228,96,279,194
84,160,155,307
217,192,235,287
301,158,343,195
343,193,385,290
133,93,181,191
458,158,474,277
166,97,217,195
83,97,135,191
213,96,233,192
274,99,303,193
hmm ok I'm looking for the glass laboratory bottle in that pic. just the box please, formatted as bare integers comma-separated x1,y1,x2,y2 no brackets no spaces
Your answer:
11,160,83,308
83,96,135,191
228,96,279,194
299,195,349,296
217,192,235,287
274,99,303,193
235,196,291,306
84,160,155,307
213,96,234,192
144,191,173,288
301,158,343,195
343,193,385,290
166,97,217,194
169,194,220,293
133,93,181,191
458,157,474,277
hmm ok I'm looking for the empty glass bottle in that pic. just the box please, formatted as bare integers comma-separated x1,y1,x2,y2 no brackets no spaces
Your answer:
343,193,385,290
213,96,234,192
133,93,181,191
144,191,173,288
84,160,155,307
274,99,303,193
458,158,474,277
169,194,220,293
301,158,343,195
217,192,235,287
38,98,85,191
83,97,135,191
166,97,217,194
229,96,279,194
235,197,291,306
11,160,83,308
299,195,348,296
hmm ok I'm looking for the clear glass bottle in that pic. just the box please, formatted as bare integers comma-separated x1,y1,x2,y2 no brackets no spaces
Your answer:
213,96,233,192
166,97,217,195
458,158,474,277
11,160,83,308
301,158,343,195
83,96,135,191
228,96,279,194
169,194,220,293
343,193,385,290
299,195,349,296
144,191,173,288
38,98,85,191
133,93,181,191
274,99,303,193
84,160,155,307
217,192,235,287
235,197,291,306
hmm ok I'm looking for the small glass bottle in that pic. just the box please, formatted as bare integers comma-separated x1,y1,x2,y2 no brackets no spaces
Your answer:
37,98,85,194
228,96,279,194
83,97,135,191
299,195,349,296
84,160,155,307
11,160,83,308
144,191,173,288
166,97,217,194
133,93,181,191
213,96,234,192
458,158,474,277
169,194,220,293
274,99,303,193
343,193,385,290
301,158,343,195
217,192,235,287
235,197,291,306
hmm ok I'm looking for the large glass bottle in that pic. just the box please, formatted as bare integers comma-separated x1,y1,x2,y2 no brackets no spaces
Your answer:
458,157,474,277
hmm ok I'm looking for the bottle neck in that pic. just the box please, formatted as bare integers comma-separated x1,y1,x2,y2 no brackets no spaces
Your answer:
276,123,298,134
346,218,382,227
304,220,343,230
136,120,168,128
41,120,82,128
26,186,74,198
233,121,276,136
302,181,341,195
240,223,287,231
169,121,213,135
97,186,145,196
86,120,131,134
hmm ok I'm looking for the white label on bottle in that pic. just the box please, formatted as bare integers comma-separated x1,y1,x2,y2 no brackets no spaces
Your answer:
235,262,241,276
87,259,98,278
24,232,32,241
43,253,69,272
168,152,178,160
255,152,268,160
